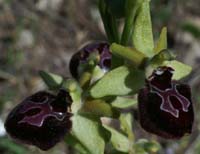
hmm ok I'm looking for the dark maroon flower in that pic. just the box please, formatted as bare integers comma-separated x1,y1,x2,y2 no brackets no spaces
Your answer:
4,89,72,150
69,42,111,79
138,66,194,139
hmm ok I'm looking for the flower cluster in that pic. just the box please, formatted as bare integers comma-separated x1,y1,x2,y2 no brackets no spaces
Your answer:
3,0,195,153
4,42,112,150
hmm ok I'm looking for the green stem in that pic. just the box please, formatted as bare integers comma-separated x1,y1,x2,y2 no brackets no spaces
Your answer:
121,17,134,45
99,0,119,43
110,15,120,43
121,0,143,45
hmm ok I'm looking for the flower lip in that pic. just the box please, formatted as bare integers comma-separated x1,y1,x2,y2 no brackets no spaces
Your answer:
4,90,72,150
150,83,191,118
138,66,194,139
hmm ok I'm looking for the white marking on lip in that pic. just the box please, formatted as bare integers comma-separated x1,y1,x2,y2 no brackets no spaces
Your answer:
150,83,191,118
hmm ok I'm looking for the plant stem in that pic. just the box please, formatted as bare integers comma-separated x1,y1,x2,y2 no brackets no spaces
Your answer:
99,0,119,43
121,16,135,45
121,0,143,45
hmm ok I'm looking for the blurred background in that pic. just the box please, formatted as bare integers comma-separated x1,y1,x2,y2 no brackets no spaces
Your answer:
0,0,200,154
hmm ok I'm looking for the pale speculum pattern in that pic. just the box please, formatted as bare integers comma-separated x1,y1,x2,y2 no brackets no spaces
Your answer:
150,83,191,118
18,97,65,127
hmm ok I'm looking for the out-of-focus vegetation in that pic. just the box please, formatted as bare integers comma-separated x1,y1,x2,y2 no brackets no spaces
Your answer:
0,0,200,154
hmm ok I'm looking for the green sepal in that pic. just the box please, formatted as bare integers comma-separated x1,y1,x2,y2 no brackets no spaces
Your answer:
154,27,167,54
39,71,63,90
163,60,192,80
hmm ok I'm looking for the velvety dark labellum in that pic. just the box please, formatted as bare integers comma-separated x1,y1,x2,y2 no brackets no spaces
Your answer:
69,42,111,79
4,90,72,150
138,66,194,139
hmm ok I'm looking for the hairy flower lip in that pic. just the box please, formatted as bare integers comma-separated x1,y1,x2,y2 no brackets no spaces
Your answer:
138,66,194,139
4,90,72,150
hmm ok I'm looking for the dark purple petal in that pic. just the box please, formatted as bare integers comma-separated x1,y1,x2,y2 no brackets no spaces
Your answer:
4,90,72,150
138,66,194,139
148,66,174,90
69,42,111,79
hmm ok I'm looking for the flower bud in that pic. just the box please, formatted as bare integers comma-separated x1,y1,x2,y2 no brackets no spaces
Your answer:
69,42,111,79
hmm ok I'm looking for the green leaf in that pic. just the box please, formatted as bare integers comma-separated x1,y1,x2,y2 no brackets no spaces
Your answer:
103,125,130,152
154,27,167,54
119,113,134,140
121,0,144,45
99,0,119,43
163,60,192,80
135,139,161,153
111,97,137,108
90,66,145,98
71,114,111,154
132,0,154,57
0,138,27,154
39,71,63,90
105,0,125,18
65,133,89,154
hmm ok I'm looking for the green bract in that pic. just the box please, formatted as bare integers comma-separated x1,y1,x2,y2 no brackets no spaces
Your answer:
103,125,130,152
133,0,154,57
39,71,63,90
90,66,145,98
68,114,111,154
111,97,137,109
